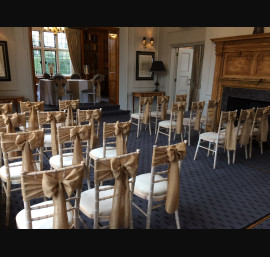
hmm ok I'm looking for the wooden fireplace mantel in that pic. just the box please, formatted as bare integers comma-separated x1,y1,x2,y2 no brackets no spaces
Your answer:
211,32,270,104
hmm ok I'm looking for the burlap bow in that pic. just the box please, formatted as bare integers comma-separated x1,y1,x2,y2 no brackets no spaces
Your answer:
25,102,43,131
3,113,20,158
259,106,270,142
209,101,219,132
45,112,65,156
224,111,237,151
160,96,169,120
0,104,9,115
64,101,77,126
110,154,139,229
54,78,67,99
114,121,130,156
194,102,204,131
15,132,39,172
239,109,254,145
172,102,186,134
165,142,187,214
85,109,101,149
142,97,153,124
70,126,90,165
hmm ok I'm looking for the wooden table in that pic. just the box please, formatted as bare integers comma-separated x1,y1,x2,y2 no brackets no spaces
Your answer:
132,91,165,112
0,96,24,112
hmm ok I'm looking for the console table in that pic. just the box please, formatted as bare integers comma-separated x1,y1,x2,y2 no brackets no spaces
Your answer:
0,96,24,112
132,91,165,112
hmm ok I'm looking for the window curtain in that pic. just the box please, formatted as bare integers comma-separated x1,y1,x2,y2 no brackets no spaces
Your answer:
65,27,82,75
189,45,204,109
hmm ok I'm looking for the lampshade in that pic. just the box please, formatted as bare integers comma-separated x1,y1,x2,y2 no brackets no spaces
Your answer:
150,61,166,72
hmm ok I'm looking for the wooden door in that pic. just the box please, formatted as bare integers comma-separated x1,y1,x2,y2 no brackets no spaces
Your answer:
108,32,119,104
175,47,194,109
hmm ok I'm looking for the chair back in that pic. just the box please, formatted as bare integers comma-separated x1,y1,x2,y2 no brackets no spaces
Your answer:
71,73,81,79
37,111,66,156
236,108,255,146
19,163,85,229
20,101,45,131
251,106,270,143
93,150,140,229
150,141,187,213
59,99,79,126
102,120,131,157
0,112,27,132
218,110,238,151
1,129,45,178
53,74,67,99
175,94,187,102
205,99,220,132
171,101,187,135
189,101,205,131
155,95,170,120
56,124,91,168
138,96,154,124
0,102,13,115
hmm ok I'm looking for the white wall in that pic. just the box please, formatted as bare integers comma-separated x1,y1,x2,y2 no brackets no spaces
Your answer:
0,27,34,101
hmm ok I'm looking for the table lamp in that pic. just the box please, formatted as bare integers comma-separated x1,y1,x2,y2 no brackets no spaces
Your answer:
150,61,166,92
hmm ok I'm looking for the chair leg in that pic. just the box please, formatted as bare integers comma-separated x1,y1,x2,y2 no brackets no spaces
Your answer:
146,198,153,229
260,142,263,155
194,138,201,160
148,121,151,135
5,182,11,226
155,125,160,144
188,126,191,146
249,138,253,158
213,143,218,169
137,119,140,138
227,150,230,165
233,150,236,164
175,210,180,229
207,142,211,156
245,145,248,159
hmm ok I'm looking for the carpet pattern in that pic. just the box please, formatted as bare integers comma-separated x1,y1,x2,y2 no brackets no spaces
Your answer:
1,112,270,229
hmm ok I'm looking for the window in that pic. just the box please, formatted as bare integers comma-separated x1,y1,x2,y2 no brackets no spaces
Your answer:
32,28,72,76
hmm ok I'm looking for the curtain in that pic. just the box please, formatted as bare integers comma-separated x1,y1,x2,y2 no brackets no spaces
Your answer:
189,45,204,109
65,27,82,75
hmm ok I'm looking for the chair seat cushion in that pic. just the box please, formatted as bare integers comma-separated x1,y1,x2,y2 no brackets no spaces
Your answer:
130,113,141,119
49,153,74,169
199,131,225,142
89,147,117,159
0,161,22,183
133,173,167,198
79,185,113,218
44,134,52,148
158,120,176,128
16,200,74,229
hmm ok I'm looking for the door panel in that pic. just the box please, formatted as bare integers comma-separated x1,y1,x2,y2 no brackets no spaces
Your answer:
175,48,194,108
108,33,119,104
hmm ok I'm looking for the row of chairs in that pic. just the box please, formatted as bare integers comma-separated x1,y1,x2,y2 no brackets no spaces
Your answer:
0,100,188,229
194,105,270,169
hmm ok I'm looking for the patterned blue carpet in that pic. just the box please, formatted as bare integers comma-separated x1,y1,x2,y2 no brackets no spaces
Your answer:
1,113,270,229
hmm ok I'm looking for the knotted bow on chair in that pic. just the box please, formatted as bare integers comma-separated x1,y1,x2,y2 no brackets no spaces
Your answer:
94,152,139,229
3,113,20,158
224,111,237,151
209,100,219,132
70,126,90,165
165,143,187,214
172,102,186,134
142,97,153,124
194,102,204,131
85,109,101,149
25,102,43,131
21,165,84,229
54,78,67,99
239,109,255,146
114,121,131,156
15,132,40,172
45,112,66,156
64,101,77,126
160,96,169,120
259,106,270,143
0,104,9,115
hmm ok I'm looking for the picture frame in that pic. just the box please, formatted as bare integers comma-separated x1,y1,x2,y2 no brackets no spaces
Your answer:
136,51,155,80
0,41,11,81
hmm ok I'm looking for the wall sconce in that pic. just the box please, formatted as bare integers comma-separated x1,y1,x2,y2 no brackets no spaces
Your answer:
142,37,154,48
